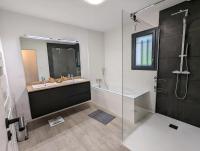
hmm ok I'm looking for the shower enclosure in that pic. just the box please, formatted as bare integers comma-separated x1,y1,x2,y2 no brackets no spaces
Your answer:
122,1,200,150
171,9,190,100
122,9,158,141
156,1,200,128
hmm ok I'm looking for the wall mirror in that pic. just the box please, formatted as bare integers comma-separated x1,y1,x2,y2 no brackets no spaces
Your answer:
20,37,81,85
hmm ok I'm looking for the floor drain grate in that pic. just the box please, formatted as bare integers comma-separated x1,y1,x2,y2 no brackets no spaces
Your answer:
169,124,178,130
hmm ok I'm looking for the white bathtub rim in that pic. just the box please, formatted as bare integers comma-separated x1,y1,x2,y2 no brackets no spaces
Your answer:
91,85,149,99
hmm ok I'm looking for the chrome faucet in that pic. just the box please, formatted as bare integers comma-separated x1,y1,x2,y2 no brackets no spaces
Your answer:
41,76,46,85
71,74,74,81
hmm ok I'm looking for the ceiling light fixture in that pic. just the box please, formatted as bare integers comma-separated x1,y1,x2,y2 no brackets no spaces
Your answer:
84,0,105,5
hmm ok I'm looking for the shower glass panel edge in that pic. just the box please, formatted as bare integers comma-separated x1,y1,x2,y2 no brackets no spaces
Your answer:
122,9,157,142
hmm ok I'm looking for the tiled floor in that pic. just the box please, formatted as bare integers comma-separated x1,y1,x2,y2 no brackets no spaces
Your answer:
124,113,200,151
19,103,129,151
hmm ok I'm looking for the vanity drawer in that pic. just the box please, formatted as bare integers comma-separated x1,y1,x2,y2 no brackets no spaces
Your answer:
28,81,91,119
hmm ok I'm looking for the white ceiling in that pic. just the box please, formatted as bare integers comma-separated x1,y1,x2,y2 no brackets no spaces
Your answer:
0,0,186,32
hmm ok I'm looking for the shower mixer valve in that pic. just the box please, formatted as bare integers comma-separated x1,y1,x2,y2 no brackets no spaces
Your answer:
171,9,190,100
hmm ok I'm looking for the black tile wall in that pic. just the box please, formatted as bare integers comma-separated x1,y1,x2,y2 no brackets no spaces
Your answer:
159,35,182,58
156,0,200,128
158,58,179,78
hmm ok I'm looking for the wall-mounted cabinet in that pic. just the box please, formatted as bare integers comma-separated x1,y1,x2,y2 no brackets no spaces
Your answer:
28,81,91,119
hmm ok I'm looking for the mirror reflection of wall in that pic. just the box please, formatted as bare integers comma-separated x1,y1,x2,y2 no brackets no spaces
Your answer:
47,43,81,78
20,37,81,85
21,50,39,84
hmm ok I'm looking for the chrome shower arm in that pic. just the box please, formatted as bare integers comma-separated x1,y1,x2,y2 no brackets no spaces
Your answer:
171,9,189,17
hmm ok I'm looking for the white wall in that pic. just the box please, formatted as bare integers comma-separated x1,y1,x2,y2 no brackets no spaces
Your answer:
104,27,122,90
0,38,18,151
20,38,50,81
88,32,105,84
103,14,159,113
0,9,105,121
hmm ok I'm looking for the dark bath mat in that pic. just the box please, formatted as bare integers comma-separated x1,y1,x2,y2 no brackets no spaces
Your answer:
88,110,115,125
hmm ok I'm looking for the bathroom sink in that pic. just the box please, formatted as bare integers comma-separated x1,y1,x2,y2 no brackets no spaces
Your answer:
32,79,86,89
73,78,86,82
62,78,86,83
32,82,58,89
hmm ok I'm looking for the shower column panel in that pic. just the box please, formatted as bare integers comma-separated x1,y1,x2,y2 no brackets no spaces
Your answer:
156,0,200,128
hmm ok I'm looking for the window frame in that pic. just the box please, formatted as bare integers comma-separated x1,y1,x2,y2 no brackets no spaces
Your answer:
131,28,158,70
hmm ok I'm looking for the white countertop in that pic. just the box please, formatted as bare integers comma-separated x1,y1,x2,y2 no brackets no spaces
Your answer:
27,79,90,93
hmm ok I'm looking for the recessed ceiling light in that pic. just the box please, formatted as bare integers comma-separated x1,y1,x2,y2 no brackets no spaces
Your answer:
84,0,105,5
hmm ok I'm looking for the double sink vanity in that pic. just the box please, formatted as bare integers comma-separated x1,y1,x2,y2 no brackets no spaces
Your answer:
20,37,91,119
27,78,91,119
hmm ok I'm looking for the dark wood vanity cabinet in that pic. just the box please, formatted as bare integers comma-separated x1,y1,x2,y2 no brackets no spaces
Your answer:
28,81,91,119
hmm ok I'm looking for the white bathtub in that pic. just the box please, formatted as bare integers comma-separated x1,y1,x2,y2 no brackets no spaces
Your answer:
91,85,150,123
92,86,123,118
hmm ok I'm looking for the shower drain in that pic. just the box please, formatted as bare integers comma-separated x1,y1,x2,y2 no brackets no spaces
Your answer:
169,124,178,130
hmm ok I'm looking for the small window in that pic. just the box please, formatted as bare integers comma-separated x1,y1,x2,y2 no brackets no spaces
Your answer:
132,28,158,70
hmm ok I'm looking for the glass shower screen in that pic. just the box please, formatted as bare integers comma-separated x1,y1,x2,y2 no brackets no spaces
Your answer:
122,9,158,144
